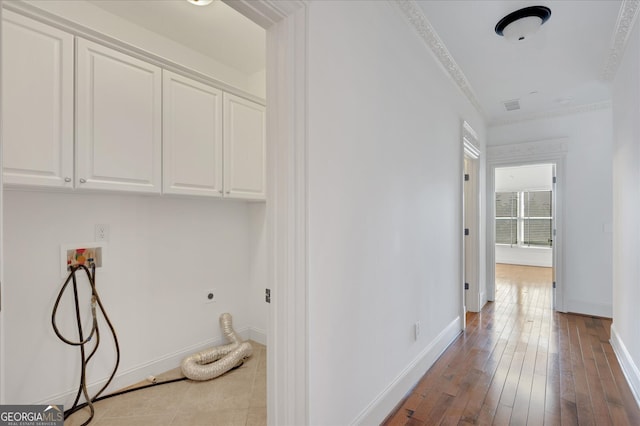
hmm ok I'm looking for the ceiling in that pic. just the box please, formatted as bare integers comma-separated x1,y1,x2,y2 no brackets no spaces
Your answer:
415,0,623,124
87,0,265,75
86,0,624,124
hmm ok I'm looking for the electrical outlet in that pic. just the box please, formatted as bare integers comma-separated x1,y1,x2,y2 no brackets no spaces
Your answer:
205,289,216,304
414,321,421,341
95,224,110,242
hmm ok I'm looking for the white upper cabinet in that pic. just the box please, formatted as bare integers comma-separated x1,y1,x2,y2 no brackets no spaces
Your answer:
76,38,162,193
163,71,223,197
2,13,266,200
2,11,74,188
223,93,266,200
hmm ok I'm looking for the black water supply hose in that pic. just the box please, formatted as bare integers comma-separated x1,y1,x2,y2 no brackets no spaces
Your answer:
51,263,188,425
51,263,120,425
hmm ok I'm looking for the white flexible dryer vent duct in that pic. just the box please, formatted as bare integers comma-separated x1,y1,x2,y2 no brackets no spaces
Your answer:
181,313,253,381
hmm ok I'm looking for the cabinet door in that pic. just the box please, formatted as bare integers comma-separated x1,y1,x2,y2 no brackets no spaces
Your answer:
76,38,162,193
2,11,74,188
223,93,266,200
163,71,223,197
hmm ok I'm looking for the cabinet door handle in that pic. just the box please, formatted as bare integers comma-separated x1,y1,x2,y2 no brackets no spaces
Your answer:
79,178,87,184
64,177,72,183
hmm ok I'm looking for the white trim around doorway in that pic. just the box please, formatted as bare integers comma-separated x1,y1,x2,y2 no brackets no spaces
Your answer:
216,1,311,424
486,138,567,312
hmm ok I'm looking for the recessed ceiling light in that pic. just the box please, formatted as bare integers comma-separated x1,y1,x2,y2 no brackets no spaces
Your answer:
187,0,214,6
495,6,551,42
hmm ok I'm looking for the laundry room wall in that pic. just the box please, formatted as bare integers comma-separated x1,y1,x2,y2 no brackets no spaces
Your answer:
247,203,268,338
3,191,263,405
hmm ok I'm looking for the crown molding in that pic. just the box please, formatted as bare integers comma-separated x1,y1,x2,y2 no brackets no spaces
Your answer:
489,100,612,126
600,0,640,81
223,0,304,28
392,0,484,116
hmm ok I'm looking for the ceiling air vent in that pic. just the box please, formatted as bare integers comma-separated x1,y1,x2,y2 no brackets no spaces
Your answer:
503,99,521,111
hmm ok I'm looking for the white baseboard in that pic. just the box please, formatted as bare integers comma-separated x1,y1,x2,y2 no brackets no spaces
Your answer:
350,317,462,425
37,326,263,407
610,323,640,409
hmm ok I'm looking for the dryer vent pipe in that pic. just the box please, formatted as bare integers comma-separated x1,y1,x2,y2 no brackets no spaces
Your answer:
181,313,253,381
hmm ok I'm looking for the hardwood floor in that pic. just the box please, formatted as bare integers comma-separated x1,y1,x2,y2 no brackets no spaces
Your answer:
383,264,640,425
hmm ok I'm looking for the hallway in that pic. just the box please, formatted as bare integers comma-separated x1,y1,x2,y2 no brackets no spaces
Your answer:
384,264,640,425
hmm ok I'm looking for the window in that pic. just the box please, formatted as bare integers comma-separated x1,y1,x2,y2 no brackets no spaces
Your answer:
495,191,552,247
496,192,518,244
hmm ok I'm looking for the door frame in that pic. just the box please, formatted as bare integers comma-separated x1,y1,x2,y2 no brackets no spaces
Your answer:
486,139,567,311
224,1,310,425
461,121,481,326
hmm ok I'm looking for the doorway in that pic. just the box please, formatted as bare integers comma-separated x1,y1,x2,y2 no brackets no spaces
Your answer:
0,3,296,423
464,155,480,313
494,163,555,309
462,121,481,328
486,141,566,313
0,1,309,422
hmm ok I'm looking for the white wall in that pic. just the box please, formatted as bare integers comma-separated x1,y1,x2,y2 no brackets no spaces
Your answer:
306,2,485,424
495,164,553,267
3,190,263,405
495,245,551,268
247,69,267,100
248,203,268,342
21,0,265,98
611,15,640,405
489,108,613,317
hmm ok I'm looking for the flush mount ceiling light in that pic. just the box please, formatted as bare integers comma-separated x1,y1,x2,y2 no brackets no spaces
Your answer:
187,0,214,6
495,6,551,42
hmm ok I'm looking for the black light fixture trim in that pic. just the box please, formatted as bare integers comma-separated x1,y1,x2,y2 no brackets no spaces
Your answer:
495,6,552,36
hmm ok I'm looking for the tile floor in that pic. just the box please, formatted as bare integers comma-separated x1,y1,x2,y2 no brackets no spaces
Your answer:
65,342,266,426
